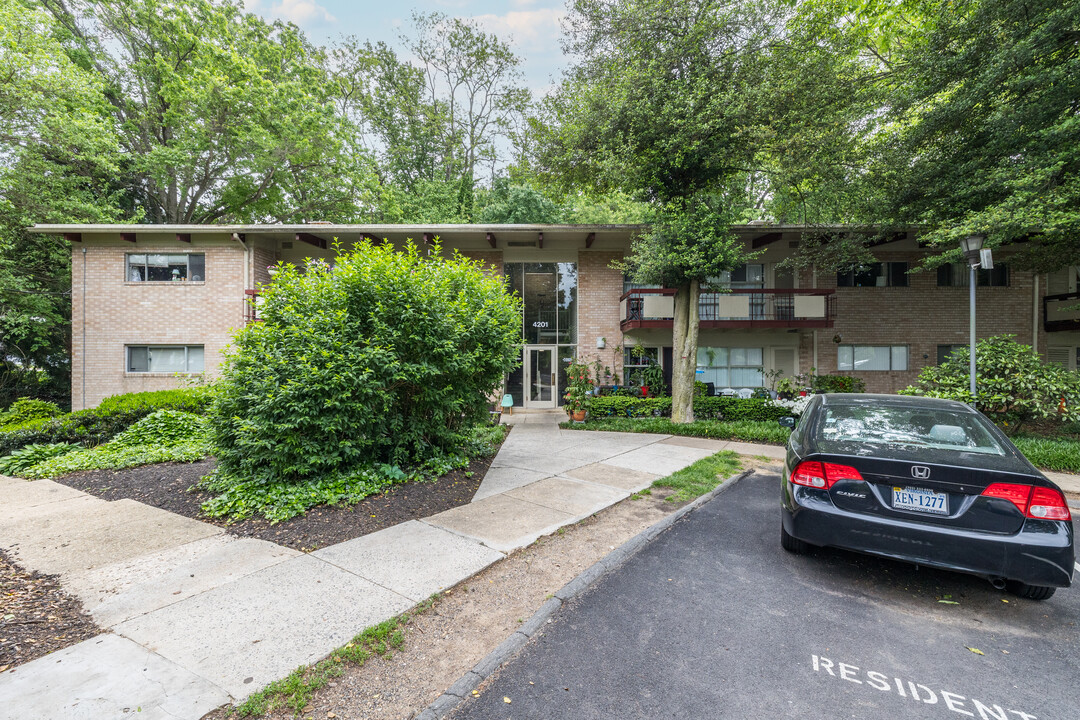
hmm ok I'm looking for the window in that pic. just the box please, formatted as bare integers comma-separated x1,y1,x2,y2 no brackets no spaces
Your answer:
937,263,1009,287
837,345,907,371
505,262,577,344
836,262,908,287
127,345,204,373
695,347,764,388
707,264,765,289
936,344,967,364
623,346,660,385
127,254,205,282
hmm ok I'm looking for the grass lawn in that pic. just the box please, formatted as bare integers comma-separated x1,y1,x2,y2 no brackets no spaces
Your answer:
564,417,1080,475
648,450,743,502
562,417,791,445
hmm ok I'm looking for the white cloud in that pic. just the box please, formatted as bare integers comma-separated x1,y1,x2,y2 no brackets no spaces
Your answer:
267,0,336,26
472,8,566,53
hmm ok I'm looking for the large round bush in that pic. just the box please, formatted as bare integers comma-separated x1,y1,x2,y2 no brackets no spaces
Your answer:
901,334,1080,426
207,242,521,489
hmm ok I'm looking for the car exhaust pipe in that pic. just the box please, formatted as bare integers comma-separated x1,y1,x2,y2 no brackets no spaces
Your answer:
989,577,1007,590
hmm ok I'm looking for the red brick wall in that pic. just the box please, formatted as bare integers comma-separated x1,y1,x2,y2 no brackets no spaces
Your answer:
818,255,1040,393
577,251,626,378
70,242,245,410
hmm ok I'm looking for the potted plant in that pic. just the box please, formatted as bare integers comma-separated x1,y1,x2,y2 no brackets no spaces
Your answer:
641,362,666,397
776,376,798,400
563,360,593,422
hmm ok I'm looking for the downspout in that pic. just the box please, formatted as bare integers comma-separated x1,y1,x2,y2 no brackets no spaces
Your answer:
232,233,250,317
81,246,87,410
1032,273,1039,353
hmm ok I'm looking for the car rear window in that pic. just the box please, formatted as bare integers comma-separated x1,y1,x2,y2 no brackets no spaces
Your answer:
817,404,1007,455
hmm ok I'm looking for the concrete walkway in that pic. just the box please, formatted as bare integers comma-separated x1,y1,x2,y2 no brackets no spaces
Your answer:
3,413,1074,718
0,413,765,720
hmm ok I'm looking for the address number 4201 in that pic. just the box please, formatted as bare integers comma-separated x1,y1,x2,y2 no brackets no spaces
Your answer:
532,321,549,328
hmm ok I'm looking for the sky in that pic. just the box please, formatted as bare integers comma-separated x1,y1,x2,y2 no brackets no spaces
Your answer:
242,0,572,94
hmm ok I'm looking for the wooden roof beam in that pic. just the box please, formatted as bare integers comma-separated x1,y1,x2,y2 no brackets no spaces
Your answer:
361,232,381,244
175,233,191,243
538,232,544,249
486,232,497,249
64,232,81,243
585,232,595,249
120,232,136,243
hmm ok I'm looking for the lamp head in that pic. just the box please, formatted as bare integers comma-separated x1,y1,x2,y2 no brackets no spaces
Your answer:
959,234,985,264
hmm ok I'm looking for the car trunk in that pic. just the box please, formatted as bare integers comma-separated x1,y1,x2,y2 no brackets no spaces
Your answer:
814,453,1041,535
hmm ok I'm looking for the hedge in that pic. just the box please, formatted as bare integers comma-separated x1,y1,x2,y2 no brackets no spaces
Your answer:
588,396,790,421
0,387,214,455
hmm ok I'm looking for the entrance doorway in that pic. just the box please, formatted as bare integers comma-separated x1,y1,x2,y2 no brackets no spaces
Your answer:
525,346,557,409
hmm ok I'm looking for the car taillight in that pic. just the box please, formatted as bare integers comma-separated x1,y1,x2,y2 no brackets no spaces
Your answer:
981,483,1072,521
790,461,864,490
1029,487,1072,521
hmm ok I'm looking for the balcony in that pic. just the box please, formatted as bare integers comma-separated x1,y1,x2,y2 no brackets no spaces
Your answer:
620,288,836,331
1044,291,1080,332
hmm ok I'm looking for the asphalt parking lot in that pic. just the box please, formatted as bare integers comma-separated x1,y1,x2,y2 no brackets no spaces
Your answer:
454,470,1079,720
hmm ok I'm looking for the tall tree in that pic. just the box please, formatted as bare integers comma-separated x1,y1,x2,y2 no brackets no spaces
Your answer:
0,0,123,406
404,12,531,190
39,0,374,224
541,0,859,422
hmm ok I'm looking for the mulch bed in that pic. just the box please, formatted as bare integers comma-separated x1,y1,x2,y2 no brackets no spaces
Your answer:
0,549,102,671
52,453,497,553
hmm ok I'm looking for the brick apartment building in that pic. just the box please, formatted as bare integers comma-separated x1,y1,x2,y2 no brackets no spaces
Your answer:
29,223,1080,411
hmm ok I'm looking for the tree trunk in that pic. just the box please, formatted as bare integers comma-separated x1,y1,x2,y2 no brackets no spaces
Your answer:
671,278,699,424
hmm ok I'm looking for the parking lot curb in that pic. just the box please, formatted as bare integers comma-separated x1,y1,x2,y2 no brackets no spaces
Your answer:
417,468,755,719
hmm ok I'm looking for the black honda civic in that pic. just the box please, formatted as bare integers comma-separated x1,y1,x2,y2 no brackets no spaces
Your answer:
780,394,1074,600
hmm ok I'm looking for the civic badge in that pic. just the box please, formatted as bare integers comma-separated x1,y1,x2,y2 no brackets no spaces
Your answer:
911,465,931,479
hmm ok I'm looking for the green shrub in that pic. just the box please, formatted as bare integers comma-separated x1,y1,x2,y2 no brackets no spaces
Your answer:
0,443,80,476
111,410,208,447
811,374,866,394
901,334,1080,425
566,416,792,445
0,387,214,456
588,396,790,422
0,398,62,429
205,242,521,514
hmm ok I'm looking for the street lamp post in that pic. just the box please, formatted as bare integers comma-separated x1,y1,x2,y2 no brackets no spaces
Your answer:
959,235,986,401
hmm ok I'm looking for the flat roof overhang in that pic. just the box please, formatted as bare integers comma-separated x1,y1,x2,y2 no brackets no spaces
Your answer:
28,223,922,250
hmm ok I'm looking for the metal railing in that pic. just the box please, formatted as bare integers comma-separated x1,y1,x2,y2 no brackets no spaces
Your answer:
619,287,836,329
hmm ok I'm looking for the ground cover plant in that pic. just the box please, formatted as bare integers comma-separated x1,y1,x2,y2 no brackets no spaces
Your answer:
21,410,209,479
564,417,791,445
1011,436,1080,474
0,387,214,455
588,396,790,422
203,242,520,522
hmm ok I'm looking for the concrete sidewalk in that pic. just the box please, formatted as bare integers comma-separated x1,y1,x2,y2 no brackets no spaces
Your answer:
0,412,764,720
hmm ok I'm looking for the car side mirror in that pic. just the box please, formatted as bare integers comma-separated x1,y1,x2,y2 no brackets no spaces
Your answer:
778,416,796,428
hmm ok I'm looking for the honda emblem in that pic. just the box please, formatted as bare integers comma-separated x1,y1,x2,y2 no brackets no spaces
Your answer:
911,465,931,479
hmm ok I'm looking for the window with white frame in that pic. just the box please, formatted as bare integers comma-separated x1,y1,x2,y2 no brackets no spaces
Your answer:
838,345,907,371
127,254,205,282
127,345,204,373
623,346,660,385
695,347,764,387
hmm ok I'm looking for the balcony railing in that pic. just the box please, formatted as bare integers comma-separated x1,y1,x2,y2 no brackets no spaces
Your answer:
620,288,836,330
245,289,262,323
1044,291,1080,332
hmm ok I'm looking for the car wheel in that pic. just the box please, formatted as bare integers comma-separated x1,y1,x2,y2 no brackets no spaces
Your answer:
781,523,810,554
1005,581,1056,601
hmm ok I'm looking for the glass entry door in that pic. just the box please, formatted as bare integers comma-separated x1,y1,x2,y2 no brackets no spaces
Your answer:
525,346,557,408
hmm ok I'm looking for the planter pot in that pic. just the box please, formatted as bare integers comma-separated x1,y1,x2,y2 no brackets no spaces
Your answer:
640,385,649,398
571,409,586,422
